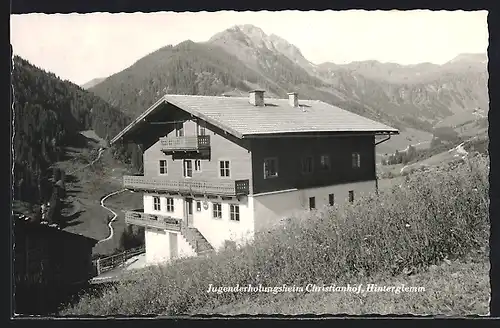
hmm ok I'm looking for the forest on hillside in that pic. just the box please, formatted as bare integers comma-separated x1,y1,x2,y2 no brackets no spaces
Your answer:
90,41,419,133
90,41,330,119
11,56,139,204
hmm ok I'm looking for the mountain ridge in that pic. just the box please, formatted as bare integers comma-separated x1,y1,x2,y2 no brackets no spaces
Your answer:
88,24,487,138
82,77,107,89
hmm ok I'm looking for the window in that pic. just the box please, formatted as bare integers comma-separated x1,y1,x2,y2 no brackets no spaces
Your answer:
328,193,335,206
348,191,354,203
219,160,231,177
175,122,184,137
352,153,361,168
197,123,206,136
309,197,316,210
230,204,240,221
166,198,174,212
159,160,167,175
301,156,314,174
264,157,278,179
153,196,161,211
213,203,222,219
196,201,202,212
183,159,193,178
194,159,202,172
320,155,330,171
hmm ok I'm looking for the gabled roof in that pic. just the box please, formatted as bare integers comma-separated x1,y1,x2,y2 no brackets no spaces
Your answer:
110,94,399,144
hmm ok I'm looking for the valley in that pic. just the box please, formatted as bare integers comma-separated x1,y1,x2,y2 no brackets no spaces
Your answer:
55,131,142,256
13,129,143,257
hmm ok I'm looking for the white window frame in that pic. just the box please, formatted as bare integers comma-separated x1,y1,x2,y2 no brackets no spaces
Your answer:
153,196,161,211
229,204,240,222
183,159,193,178
320,154,330,171
159,159,168,175
213,203,222,219
196,201,202,212
197,123,206,136
219,160,231,178
194,159,202,172
166,197,174,212
309,196,316,210
263,157,278,179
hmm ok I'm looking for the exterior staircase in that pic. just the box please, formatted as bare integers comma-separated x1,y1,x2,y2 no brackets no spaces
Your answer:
180,225,214,256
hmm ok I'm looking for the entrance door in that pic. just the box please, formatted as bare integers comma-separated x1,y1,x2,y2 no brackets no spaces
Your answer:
185,198,193,227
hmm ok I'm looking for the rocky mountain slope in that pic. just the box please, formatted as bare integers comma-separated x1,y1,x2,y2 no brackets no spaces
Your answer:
82,77,107,90
88,24,488,137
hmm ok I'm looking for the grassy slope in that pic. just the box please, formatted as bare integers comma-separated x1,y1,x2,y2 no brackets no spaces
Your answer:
203,257,489,315
376,128,433,156
52,130,143,256
62,155,489,316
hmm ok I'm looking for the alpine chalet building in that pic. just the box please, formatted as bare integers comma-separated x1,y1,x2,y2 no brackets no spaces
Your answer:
110,90,399,264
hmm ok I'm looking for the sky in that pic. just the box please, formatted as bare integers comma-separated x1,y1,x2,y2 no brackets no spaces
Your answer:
10,10,488,86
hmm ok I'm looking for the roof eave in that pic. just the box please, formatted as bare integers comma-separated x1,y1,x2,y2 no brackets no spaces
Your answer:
242,129,399,138
110,95,245,145
110,96,167,145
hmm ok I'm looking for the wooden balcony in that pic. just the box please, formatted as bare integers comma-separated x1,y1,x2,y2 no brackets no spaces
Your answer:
159,135,210,153
123,175,250,197
124,210,182,231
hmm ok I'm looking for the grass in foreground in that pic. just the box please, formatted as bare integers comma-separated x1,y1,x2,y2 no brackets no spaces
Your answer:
200,256,489,315
61,155,489,316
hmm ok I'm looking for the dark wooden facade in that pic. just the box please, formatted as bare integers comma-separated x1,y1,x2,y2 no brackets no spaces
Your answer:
249,135,377,194
14,218,97,314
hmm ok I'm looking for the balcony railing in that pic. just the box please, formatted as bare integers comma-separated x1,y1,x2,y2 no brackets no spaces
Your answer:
159,135,210,152
123,176,250,196
124,210,182,231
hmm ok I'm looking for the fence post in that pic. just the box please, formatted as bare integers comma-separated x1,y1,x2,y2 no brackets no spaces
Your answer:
96,258,101,275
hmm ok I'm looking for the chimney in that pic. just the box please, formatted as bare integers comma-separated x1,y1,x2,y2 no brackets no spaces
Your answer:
249,90,265,107
288,92,299,107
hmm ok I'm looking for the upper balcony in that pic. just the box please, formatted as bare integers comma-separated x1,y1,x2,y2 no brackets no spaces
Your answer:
159,135,210,154
124,210,182,231
123,175,250,197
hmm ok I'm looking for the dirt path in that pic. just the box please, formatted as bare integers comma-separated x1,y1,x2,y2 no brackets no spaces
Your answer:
400,164,410,174
63,144,126,244
97,189,128,244
455,142,468,158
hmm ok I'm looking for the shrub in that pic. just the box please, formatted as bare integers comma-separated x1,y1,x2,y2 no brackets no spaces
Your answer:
118,225,145,251
61,156,489,316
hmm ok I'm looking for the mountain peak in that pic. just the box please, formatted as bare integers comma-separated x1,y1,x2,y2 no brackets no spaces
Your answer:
234,24,267,36
208,24,314,72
